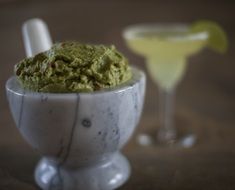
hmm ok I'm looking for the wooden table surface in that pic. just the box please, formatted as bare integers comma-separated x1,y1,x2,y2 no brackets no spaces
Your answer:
0,0,235,189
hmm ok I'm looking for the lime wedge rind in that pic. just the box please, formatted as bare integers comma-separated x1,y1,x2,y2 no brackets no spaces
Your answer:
190,20,228,54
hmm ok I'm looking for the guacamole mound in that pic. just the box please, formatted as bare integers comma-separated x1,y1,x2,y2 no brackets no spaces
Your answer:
15,42,132,92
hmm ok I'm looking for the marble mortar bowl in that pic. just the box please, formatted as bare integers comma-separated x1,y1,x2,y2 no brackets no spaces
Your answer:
6,67,146,190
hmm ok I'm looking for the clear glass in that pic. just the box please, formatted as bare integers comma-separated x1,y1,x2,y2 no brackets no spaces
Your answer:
123,23,208,147
157,88,176,145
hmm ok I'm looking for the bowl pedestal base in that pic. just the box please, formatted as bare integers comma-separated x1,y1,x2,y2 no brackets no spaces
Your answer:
35,152,130,190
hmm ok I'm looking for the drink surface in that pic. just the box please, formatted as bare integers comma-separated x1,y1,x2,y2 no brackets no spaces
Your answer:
126,30,207,57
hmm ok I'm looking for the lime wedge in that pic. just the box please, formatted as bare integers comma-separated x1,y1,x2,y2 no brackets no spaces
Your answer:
190,20,228,54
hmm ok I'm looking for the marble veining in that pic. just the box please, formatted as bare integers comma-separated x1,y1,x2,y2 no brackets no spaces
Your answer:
59,93,79,165
5,67,146,190
17,90,25,129
49,94,80,190
56,139,65,158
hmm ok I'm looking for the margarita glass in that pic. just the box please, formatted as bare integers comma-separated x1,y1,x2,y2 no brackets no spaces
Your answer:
123,23,209,147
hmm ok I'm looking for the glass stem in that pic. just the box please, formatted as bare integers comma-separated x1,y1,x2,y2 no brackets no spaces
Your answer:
157,87,177,144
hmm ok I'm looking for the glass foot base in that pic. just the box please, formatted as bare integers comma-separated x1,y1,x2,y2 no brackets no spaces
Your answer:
35,152,130,190
137,130,197,148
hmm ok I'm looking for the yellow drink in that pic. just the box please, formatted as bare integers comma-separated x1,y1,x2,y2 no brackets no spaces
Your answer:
123,24,208,90
123,22,227,147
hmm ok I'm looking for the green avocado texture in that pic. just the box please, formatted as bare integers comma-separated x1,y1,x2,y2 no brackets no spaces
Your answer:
15,42,132,92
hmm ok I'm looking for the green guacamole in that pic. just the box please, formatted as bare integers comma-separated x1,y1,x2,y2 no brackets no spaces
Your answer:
14,42,132,92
